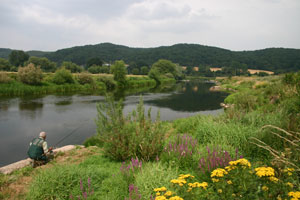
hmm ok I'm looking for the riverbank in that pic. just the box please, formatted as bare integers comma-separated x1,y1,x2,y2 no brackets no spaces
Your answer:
1,74,299,199
0,72,158,96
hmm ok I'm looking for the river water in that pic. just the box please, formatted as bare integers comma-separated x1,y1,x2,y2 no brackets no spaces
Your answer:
0,81,227,167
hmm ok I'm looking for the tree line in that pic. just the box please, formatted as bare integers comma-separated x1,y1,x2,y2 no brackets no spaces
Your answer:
1,43,300,74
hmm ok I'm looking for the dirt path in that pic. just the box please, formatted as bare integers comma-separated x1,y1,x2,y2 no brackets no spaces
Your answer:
0,146,101,200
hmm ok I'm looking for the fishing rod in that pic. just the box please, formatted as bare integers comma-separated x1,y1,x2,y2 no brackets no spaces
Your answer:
52,118,91,147
53,125,82,147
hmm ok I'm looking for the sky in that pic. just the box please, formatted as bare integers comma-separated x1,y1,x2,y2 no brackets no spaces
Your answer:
0,0,300,51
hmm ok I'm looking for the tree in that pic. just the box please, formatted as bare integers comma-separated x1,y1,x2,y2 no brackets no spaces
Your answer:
141,66,149,75
110,60,127,87
25,56,57,72
9,50,29,67
149,59,183,82
61,61,83,73
132,68,139,75
0,58,12,71
86,57,103,68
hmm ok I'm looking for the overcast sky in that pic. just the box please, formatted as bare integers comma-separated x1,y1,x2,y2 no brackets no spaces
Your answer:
0,0,299,51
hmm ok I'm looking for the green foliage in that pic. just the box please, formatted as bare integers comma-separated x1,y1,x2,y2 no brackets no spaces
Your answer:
86,57,103,68
110,60,127,87
52,68,75,85
9,50,29,67
37,43,300,73
0,58,12,71
27,155,123,200
17,63,43,85
75,72,94,85
149,59,183,82
132,68,139,75
141,66,149,75
97,76,117,90
25,56,57,72
88,65,110,74
83,135,103,147
134,162,178,200
61,61,83,73
96,96,165,161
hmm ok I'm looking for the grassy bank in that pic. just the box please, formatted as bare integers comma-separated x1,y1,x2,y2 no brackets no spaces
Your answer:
1,74,299,200
0,72,163,96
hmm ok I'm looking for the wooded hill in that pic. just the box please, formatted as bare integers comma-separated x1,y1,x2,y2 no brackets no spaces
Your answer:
1,43,300,73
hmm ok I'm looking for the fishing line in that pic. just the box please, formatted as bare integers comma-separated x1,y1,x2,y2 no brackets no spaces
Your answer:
53,119,90,147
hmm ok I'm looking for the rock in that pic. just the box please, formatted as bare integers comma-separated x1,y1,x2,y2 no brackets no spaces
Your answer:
0,145,83,175
209,86,221,91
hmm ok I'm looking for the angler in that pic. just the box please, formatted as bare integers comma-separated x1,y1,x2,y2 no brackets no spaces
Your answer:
27,131,53,167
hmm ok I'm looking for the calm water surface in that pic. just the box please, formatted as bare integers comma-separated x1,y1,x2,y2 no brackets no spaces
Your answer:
0,81,227,166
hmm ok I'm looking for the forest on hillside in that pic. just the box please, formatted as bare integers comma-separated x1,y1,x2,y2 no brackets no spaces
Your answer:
1,43,300,73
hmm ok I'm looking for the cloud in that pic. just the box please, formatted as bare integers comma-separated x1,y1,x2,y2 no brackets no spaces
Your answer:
0,0,299,51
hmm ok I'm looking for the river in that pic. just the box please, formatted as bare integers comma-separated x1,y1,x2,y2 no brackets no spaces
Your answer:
0,81,227,167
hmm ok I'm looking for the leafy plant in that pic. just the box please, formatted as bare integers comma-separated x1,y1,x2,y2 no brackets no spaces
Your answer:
96,96,165,161
52,68,74,85
76,72,95,85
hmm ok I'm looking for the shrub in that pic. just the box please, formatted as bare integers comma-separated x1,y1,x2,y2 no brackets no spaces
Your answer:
17,63,43,85
76,72,94,85
52,68,74,85
97,76,116,90
0,72,12,83
96,96,165,161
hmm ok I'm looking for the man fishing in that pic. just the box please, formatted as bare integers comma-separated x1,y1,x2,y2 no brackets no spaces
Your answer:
27,131,53,167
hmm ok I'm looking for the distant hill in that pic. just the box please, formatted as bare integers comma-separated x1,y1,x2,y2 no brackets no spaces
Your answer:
1,43,300,73
0,48,50,59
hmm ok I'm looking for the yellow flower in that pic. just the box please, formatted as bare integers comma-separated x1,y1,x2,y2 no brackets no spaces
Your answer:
154,187,167,192
255,167,275,177
232,193,236,197
262,186,269,191
218,189,223,193
227,180,233,184
229,158,251,168
269,176,279,183
212,178,219,183
225,165,236,172
156,193,161,196
169,196,184,200
164,191,172,197
283,168,295,173
211,168,228,178
155,196,167,200
288,172,293,176
286,182,293,188
288,191,300,199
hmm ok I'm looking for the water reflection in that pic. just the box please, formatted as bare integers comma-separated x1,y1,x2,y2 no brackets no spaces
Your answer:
0,80,227,167
146,81,227,112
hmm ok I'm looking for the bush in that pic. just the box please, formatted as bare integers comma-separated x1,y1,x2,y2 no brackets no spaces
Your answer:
96,96,165,161
97,76,117,90
76,72,94,85
0,72,12,83
52,68,74,85
17,63,43,85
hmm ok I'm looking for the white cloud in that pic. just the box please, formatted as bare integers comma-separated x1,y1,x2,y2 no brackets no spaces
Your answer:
0,0,299,50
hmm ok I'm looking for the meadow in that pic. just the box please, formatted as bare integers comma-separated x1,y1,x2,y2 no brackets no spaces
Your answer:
0,72,299,200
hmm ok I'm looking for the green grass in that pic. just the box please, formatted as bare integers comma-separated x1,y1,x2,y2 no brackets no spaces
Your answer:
26,155,126,200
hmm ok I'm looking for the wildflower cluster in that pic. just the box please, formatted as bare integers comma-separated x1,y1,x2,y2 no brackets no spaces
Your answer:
198,147,243,174
255,167,275,177
153,187,179,200
126,184,141,200
283,168,295,176
120,157,142,184
69,177,94,200
288,191,300,200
